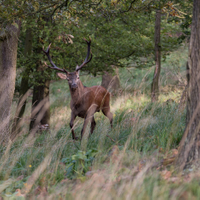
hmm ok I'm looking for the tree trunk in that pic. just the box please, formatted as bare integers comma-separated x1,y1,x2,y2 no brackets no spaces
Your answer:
0,22,21,143
29,15,52,132
29,68,50,131
151,8,161,102
11,28,32,138
101,68,120,94
176,0,200,169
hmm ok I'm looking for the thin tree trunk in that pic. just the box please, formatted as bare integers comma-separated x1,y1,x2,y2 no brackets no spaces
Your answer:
176,0,200,169
0,21,21,143
11,28,32,138
29,15,51,132
151,8,161,102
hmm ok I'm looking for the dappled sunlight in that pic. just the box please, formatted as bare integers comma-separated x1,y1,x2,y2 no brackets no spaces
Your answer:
159,89,183,102
111,94,149,114
50,106,71,127
137,116,157,129
111,95,130,113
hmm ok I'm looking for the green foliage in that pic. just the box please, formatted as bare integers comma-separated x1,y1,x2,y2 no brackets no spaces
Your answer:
61,149,98,179
15,0,190,93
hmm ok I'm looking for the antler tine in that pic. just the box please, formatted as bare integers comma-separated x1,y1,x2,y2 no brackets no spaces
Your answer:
42,44,68,73
76,37,92,71
42,43,51,55
83,36,91,44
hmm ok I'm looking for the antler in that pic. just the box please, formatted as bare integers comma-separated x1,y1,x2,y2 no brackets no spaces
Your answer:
42,44,68,73
76,37,92,71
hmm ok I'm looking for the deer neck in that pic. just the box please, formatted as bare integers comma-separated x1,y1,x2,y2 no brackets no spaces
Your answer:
69,81,85,105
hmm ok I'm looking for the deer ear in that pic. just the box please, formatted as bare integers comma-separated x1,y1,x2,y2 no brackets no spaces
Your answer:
57,73,67,79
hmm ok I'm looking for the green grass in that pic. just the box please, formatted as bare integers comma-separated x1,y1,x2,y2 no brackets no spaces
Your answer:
1,45,198,199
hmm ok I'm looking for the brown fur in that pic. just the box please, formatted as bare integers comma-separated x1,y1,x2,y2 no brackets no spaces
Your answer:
57,72,113,140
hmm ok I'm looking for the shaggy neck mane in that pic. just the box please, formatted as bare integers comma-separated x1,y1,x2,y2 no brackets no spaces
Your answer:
69,81,85,105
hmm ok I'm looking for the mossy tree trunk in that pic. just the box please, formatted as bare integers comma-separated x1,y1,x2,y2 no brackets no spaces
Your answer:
0,22,21,143
176,0,200,169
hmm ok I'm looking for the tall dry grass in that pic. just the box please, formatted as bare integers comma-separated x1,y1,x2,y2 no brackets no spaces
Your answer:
1,46,200,199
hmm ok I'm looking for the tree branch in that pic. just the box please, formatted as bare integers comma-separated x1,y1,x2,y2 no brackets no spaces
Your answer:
51,0,69,17
120,0,137,13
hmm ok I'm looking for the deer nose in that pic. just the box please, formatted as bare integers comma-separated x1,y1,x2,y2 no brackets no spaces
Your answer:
71,83,78,89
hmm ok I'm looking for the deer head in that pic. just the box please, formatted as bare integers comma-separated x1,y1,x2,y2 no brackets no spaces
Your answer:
42,38,92,90
55,70,80,90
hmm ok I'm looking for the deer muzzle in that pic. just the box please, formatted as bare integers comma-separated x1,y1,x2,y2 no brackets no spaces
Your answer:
71,83,78,89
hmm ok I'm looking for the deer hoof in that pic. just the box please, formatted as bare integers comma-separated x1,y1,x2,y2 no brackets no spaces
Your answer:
74,136,79,140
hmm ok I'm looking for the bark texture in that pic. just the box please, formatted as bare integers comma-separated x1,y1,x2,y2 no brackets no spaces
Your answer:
12,28,32,138
0,22,21,143
151,9,161,102
177,0,200,169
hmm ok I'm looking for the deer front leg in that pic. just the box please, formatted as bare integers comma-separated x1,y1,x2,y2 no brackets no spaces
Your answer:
70,112,78,140
81,105,97,139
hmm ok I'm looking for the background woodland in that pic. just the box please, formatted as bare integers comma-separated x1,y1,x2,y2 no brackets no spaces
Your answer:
1,0,200,199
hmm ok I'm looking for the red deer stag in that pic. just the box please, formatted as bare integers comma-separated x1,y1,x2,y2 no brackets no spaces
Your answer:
43,38,113,140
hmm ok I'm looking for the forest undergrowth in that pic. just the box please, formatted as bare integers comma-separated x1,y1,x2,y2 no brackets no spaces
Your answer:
1,46,200,199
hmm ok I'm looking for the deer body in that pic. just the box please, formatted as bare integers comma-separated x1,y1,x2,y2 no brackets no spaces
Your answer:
70,86,109,118
43,38,113,139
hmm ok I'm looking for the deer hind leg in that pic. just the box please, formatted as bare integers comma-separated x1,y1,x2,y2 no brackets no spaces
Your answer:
70,112,78,140
90,116,96,134
102,107,113,128
102,93,113,128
